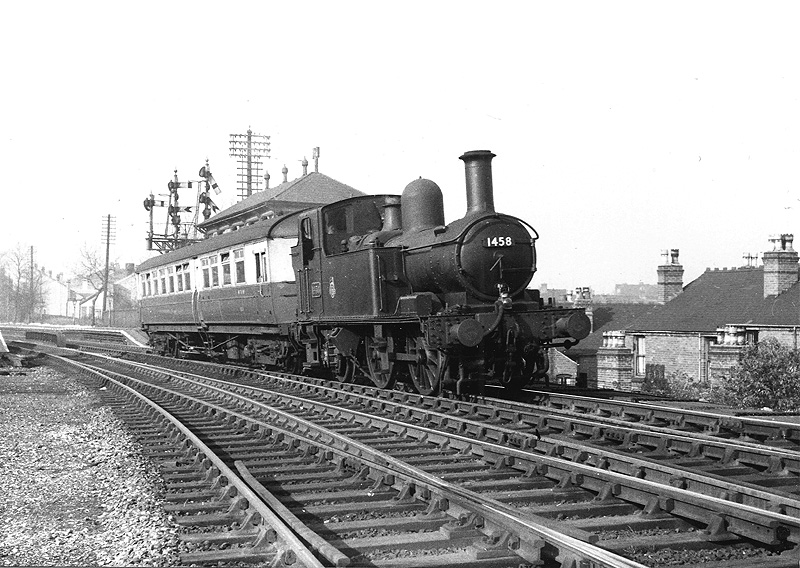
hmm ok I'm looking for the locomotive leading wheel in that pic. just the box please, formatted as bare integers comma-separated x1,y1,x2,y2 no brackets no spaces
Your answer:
364,337,396,389
406,337,445,396
334,354,356,383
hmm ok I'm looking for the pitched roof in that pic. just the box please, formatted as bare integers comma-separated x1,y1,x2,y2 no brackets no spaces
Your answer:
622,267,800,333
199,172,365,231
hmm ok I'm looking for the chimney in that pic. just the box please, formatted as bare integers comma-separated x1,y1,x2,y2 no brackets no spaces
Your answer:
657,248,684,304
264,171,270,190
763,234,799,297
572,286,594,332
459,150,496,215
282,165,288,183
301,157,308,176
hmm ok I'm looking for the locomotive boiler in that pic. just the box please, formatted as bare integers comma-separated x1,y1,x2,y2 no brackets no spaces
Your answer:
137,150,591,395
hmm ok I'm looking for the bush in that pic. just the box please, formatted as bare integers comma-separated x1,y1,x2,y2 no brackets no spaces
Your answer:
716,338,800,412
642,370,707,400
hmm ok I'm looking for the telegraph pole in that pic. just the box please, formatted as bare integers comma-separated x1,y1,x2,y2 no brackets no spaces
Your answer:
229,128,270,200
29,245,34,322
101,215,116,326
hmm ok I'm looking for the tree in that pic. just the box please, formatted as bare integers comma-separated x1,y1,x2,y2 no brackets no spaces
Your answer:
718,339,800,412
75,245,108,326
0,244,45,322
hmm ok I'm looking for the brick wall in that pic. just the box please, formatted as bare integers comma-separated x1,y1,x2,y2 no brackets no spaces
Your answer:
635,333,701,382
597,332,634,390
708,344,741,383
758,328,800,349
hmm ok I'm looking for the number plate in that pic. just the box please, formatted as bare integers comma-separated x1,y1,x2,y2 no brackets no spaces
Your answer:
484,236,514,247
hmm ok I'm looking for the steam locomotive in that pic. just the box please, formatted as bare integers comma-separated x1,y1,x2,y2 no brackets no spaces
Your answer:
136,150,591,395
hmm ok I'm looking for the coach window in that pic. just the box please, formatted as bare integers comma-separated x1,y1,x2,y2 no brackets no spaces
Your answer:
159,269,166,295
201,258,211,288
168,267,175,293
210,255,219,287
175,265,184,292
234,249,245,283
255,251,266,282
183,263,191,290
221,252,232,285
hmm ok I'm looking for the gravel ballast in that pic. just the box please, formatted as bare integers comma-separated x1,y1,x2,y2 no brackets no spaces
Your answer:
0,366,181,566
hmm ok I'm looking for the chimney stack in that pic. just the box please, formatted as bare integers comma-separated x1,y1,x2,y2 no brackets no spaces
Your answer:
572,287,594,332
763,234,799,297
459,150,496,215
657,249,684,304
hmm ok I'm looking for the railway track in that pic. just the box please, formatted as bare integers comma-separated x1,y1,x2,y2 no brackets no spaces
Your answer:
46,350,799,567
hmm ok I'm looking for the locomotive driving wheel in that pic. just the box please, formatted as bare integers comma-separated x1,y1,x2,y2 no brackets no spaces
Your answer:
364,337,396,389
406,337,445,396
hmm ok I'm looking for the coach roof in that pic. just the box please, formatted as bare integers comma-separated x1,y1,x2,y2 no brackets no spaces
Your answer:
136,210,303,273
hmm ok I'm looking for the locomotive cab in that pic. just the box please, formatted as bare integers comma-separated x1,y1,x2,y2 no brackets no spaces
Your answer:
291,195,411,322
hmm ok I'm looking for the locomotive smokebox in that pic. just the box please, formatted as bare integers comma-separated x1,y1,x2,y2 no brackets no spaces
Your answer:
460,150,496,215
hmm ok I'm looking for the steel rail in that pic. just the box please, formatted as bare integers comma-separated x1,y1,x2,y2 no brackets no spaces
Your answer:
79,352,800,523
119,360,800,548
304,376,800,457
518,389,800,445
258,375,800,517
53,355,325,568
73,354,648,568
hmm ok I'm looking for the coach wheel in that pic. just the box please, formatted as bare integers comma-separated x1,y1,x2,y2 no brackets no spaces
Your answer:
334,354,356,383
364,337,396,389
407,337,444,396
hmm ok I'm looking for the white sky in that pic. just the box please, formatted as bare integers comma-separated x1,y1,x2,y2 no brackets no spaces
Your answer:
1,2,798,293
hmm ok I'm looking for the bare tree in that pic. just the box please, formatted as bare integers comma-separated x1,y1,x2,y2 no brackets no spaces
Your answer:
0,244,46,322
75,245,107,326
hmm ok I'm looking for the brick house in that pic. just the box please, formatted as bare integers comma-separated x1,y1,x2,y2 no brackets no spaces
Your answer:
591,235,800,391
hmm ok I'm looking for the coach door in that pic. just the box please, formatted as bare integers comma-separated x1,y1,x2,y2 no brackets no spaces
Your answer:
297,215,324,320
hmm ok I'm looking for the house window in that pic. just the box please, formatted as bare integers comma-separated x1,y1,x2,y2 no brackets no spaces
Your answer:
234,249,245,283
635,336,646,376
221,252,232,285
